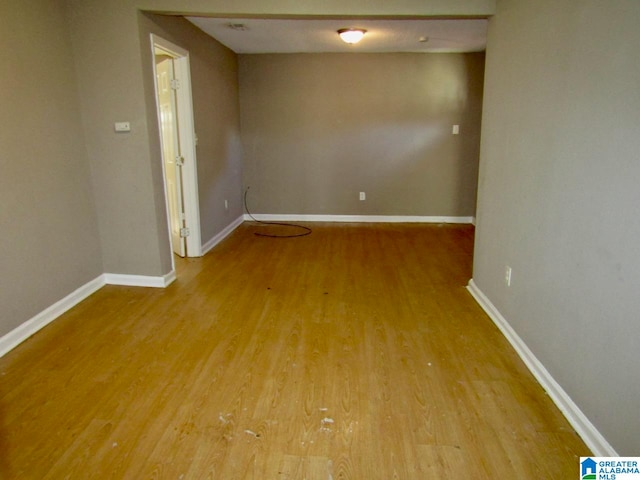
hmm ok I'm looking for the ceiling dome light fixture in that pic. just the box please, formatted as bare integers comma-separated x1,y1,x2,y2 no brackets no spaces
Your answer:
337,28,367,44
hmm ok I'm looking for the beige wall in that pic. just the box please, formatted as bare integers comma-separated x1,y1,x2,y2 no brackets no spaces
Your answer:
67,5,246,277
2,0,493,342
67,1,173,276
65,0,495,279
473,0,640,454
0,0,103,336
10,0,638,458
138,0,495,16
240,53,484,216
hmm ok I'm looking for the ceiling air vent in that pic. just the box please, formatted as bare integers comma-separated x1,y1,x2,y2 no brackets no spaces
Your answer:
227,23,249,31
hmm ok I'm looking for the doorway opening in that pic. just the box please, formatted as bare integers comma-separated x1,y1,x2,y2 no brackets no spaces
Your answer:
151,34,202,265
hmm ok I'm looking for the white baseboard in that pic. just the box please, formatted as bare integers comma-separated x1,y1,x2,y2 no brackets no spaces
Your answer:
1,269,176,358
104,271,175,288
466,279,618,457
163,270,176,286
202,215,244,255
244,214,473,224
0,275,105,358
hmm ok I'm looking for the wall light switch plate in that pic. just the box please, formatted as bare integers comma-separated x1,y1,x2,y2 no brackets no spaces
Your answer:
452,124,460,135
359,192,366,201
114,122,131,132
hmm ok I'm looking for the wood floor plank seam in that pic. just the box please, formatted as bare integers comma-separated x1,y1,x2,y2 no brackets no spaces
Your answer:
0,223,588,479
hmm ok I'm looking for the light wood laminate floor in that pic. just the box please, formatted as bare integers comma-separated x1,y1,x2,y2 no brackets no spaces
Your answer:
0,223,589,478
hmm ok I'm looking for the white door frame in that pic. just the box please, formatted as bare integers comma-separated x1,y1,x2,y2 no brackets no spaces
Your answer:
150,34,202,259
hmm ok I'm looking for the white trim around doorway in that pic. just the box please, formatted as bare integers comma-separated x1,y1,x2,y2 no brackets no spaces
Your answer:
150,34,202,261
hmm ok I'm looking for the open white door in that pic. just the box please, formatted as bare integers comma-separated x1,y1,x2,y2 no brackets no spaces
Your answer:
156,57,186,257
151,35,202,261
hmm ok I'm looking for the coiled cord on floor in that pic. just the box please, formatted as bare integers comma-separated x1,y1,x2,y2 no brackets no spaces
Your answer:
244,188,312,238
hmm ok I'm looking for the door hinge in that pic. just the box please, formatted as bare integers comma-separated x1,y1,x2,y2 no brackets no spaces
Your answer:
180,227,190,238
170,79,180,90
175,155,184,166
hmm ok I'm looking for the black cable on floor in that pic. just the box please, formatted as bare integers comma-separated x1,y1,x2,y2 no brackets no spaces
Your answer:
244,188,312,238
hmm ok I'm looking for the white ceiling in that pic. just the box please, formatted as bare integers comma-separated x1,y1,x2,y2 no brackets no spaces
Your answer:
184,17,488,54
